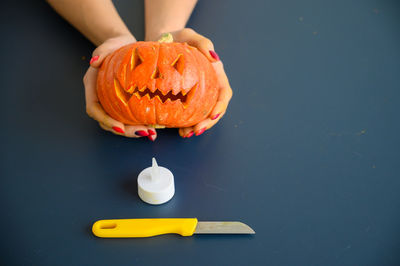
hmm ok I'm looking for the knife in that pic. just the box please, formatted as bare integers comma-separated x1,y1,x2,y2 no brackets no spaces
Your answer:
92,218,255,238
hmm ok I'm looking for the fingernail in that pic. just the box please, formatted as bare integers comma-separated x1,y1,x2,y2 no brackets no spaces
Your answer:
148,129,156,136
211,113,220,120
90,55,99,64
135,130,149,137
209,50,220,61
148,135,155,141
186,131,194,138
112,126,124,134
195,127,206,136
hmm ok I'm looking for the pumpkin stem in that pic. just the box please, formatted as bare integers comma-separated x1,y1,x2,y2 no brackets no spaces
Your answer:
158,33,173,43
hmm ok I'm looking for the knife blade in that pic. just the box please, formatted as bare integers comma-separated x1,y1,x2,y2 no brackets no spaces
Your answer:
92,218,255,238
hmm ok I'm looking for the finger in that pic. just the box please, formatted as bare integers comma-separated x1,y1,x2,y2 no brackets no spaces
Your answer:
89,43,119,68
193,119,210,136
99,122,158,140
89,45,111,68
84,67,125,134
172,28,219,62
124,125,153,138
178,128,184,137
99,122,124,136
194,111,226,136
207,111,226,129
209,62,233,120
124,125,158,141
179,127,194,138
90,36,136,67
146,127,157,141
99,122,111,132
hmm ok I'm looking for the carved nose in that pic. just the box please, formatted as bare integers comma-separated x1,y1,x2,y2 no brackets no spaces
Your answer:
151,67,160,79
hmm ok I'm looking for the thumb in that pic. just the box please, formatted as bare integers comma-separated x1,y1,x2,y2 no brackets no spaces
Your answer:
172,28,220,63
89,45,112,68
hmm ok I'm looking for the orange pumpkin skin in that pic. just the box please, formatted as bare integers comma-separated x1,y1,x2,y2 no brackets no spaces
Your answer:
97,41,219,128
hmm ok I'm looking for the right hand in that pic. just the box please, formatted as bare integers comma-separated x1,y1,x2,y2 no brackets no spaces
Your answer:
83,34,157,141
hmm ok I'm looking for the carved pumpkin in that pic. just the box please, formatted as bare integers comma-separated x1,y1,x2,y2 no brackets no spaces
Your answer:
97,35,219,128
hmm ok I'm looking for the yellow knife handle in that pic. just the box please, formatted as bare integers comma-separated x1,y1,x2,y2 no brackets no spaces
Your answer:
92,218,198,238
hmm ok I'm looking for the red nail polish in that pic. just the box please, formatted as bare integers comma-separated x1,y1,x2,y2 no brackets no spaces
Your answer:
148,135,155,141
211,113,220,120
186,131,194,138
90,55,99,64
112,126,124,134
209,50,220,61
135,130,149,137
148,129,156,136
195,127,206,136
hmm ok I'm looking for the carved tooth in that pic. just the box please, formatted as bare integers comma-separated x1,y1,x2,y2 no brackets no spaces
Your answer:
139,86,147,92
177,99,188,109
126,84,136,93
134,92,141,99
148,83,157,93
174,99,183,105
182,82,197,96
144,93,151,100
171,89,180,96
160,89,168,96
155,95,163,103
185,83,197,104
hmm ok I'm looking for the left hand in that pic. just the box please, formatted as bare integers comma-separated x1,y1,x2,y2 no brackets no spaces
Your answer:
150,28,233,138
84,34,158,141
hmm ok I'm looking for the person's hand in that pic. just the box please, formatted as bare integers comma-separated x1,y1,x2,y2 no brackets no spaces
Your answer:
151,28,233,138
83,34,157,141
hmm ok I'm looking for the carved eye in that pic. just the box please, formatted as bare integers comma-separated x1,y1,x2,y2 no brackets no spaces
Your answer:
171,54,184,75
130,48,143,70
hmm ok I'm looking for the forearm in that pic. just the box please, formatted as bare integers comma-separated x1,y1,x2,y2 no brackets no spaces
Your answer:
47,0,133,46
144,0,197,41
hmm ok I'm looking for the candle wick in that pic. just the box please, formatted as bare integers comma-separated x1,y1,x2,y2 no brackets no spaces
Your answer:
150,157,159,182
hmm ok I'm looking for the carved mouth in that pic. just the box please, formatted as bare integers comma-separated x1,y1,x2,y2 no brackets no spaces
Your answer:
134,86,189,103
114,79,196,108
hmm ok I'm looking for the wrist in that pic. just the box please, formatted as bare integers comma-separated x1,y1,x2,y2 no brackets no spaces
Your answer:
95,28,135,46
108,29,135,41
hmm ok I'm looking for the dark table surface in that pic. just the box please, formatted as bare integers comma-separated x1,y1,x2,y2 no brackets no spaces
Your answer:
1,0,400,265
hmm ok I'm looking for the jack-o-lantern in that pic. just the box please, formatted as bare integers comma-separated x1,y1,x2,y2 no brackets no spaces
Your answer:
97,34,219,128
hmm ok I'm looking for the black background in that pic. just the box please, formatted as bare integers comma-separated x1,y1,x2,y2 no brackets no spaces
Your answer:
1,0,400,265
